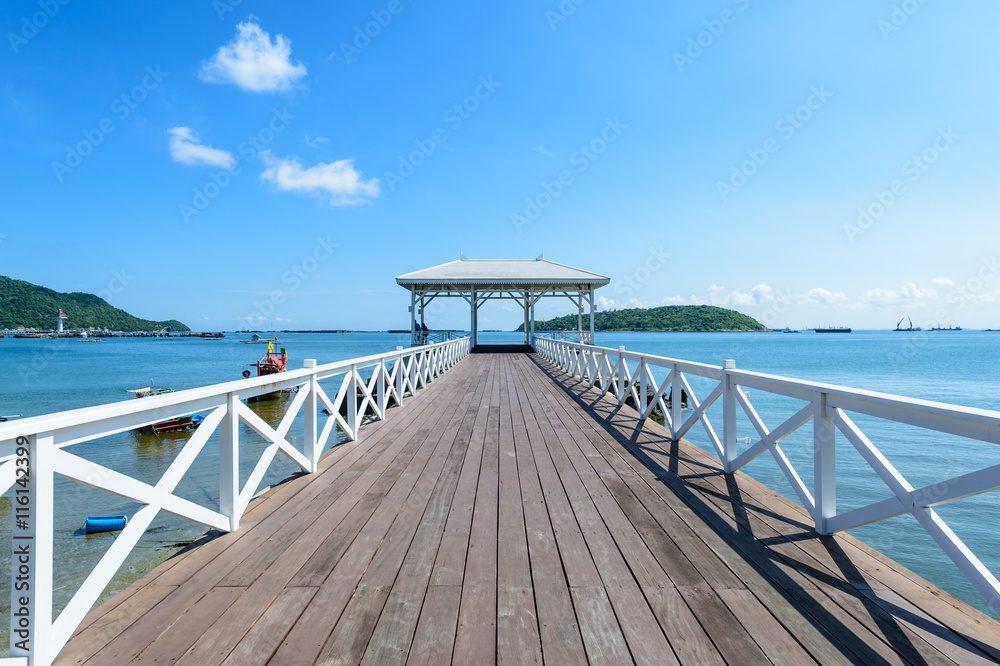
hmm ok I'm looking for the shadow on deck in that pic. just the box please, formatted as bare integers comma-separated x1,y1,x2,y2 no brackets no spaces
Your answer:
57,352,1000,665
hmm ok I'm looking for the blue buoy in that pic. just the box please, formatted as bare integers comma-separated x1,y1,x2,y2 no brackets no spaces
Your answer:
85,515,127,533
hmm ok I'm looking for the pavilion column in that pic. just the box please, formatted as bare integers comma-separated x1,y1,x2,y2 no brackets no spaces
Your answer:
589,289,595,344
419,296,426,344
523,291,530,345
410,290,417,347
470,288,477,349
577,295,583,342
529,295,536,347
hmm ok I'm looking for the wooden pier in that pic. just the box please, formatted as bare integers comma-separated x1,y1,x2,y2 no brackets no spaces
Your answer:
57,351,1000,665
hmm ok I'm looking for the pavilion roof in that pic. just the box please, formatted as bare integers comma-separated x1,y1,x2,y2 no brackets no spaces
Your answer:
395,258,609,289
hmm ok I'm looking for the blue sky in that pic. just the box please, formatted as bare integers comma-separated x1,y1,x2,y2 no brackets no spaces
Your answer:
2,1,998,331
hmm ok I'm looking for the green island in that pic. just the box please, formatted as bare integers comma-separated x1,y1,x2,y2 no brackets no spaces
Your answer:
0,275,189,332
516,305,768,333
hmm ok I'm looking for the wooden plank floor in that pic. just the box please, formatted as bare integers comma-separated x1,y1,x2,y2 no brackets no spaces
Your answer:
56,352,1000,665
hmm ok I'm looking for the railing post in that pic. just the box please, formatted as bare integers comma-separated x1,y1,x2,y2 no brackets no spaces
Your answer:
10,432,55,665
220,392,240,531
639,357,648,418
671,363,683,441
617,346,626,405
409,350,418,392
722,360,736,471
304,360,319,471
348,364,359,437
377,359,386,418
814,392,836,534
395,346,405,406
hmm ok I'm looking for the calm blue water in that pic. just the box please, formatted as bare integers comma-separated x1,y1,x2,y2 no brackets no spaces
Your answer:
1,330,998,624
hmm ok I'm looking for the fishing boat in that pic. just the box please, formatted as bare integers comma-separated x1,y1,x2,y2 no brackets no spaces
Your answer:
127,384,204,432
242,338,289,401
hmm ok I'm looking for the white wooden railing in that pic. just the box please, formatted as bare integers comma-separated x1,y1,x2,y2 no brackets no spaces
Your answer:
534,330,594,345
534,337,1000,617
0,337,469,665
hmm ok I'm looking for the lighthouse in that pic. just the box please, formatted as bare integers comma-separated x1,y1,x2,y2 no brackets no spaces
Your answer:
55,308,67,333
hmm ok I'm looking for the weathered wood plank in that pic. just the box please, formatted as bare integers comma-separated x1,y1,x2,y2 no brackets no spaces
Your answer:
55,351,1000,666
220,587,317,666
361,358,492,665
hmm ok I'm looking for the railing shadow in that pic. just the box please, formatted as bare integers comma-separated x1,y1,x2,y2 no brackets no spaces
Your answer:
528,353,998,665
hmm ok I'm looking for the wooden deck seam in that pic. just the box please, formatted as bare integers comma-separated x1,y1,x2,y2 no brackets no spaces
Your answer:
529,355,953,666
55,352,1000,666
529,353,1000,666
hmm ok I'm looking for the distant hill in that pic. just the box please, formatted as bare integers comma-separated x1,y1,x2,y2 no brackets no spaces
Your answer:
0,276,190,332
516,305,768,333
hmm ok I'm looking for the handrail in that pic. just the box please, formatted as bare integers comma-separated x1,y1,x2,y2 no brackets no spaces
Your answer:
532,336,1000,618
0,336,470,665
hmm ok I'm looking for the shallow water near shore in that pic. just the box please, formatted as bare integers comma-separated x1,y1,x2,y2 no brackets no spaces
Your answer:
0,329,997,647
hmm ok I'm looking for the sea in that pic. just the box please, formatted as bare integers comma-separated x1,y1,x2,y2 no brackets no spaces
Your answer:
1,329,998,636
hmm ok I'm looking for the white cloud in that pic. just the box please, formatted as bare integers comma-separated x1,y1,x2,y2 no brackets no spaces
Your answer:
597,296,643,310
199,18,306,92
259,151,380,206
705,282,789,307
537,145,554,157
660,295,689,305
795,287,848,306
932,277,955,287
857,281,936,309
305,133,328,147
167,127,235,168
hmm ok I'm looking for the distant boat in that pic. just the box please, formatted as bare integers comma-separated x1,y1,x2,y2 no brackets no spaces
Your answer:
894,317,921,332
780,327,800,333
241,333,271,344
127,384,203,432
814,326,852,333
930,325,962,331
242,338,289,401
